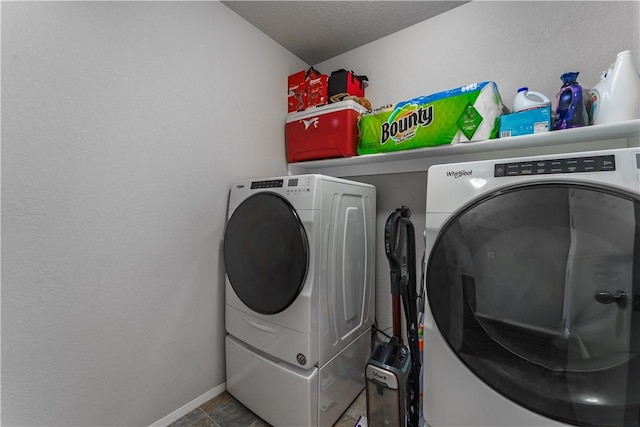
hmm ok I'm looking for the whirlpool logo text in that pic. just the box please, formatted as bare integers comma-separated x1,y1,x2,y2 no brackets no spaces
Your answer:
446,170,472,178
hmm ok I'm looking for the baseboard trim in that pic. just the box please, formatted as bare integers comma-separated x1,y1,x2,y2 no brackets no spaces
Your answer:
149,382,227,427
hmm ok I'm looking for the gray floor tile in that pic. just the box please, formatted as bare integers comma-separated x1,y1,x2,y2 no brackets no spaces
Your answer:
334,413,358,427
168,408,216,427
174,390,366,427
344,390,367,420
204,397,260,427
200,391,234,414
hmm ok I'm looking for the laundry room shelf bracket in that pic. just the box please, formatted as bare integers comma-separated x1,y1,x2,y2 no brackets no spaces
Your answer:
287,119,640,178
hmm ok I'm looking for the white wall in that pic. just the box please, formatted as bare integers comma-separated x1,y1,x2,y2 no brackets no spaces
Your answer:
318,1,640,111
315,1,640,334
1,2,306,426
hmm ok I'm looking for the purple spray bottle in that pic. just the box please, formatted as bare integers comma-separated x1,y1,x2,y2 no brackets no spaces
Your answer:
553,72,588,130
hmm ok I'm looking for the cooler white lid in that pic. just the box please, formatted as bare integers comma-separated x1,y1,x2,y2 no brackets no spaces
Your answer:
286,100,369,123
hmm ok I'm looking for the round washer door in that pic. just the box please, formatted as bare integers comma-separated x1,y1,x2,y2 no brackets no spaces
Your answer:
426,182,640,427
223,192,309,315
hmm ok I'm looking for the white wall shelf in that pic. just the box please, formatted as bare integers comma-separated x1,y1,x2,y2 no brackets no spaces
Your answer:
288,119,640,178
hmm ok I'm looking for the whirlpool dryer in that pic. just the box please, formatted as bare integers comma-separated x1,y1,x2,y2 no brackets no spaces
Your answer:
224,174,376,427
423,148,640,427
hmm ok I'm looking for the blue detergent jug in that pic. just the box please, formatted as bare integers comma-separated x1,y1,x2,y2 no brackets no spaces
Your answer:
553,72,588,130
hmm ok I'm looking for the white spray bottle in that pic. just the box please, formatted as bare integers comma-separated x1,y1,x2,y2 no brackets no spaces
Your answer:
590,50,640,125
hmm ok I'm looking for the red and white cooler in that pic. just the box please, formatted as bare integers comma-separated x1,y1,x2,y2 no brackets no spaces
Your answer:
285,100,368,163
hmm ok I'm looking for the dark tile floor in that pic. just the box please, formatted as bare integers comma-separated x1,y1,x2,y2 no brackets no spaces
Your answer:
169,389,367,427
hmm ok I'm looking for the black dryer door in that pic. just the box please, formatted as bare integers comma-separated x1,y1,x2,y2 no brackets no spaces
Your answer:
426,182,640,427
223,192,309,315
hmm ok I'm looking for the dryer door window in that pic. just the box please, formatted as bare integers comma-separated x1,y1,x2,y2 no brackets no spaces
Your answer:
224,192,308,315
426,183,640,427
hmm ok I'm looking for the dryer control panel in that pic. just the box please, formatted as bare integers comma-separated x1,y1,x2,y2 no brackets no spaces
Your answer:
495,154,616,177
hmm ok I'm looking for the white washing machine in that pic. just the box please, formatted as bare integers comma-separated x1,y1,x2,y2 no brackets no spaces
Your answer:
223,174,376,427
423,148,640,427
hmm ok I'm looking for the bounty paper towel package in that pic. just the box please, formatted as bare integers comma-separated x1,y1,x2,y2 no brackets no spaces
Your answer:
358,81,503,155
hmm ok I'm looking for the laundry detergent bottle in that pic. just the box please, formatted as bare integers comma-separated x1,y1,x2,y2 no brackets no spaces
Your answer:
590,50,640,125
512,87,551,112
553,72,588,130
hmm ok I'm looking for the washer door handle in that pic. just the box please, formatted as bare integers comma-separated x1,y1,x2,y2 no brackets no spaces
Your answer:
594,290,627,309
245,318,276,334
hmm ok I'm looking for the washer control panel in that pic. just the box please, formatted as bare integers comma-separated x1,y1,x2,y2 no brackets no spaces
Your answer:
285,176,312,195
249,176,314,196
250,179,284,189
495,154,616,177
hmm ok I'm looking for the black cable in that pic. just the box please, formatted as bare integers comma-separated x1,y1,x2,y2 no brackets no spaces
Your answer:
372,321,394,341
418,250,426,315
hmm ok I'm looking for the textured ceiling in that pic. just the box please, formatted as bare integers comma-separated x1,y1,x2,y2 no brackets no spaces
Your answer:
221,1,469,64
